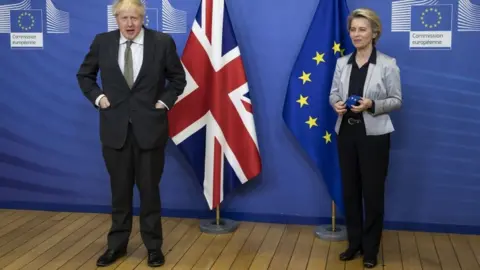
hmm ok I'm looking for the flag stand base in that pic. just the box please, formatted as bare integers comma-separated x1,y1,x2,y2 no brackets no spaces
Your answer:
315,201,347,241
199,218,238,234
315,224,347,241
199,206,238,234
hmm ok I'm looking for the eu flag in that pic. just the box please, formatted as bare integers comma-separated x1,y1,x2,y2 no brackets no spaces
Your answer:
411,5,452,31
10,10,43,33
282,0,353,214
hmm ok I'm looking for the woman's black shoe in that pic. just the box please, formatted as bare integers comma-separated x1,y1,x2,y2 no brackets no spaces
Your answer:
339,248,363,261
363,257,377,268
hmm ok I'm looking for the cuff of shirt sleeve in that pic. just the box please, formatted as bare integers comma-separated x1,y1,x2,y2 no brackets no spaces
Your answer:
368,100,375,114
157,100,169,110
95,94,105,107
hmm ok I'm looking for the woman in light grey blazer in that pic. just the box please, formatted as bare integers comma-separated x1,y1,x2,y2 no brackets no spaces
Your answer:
329,8,402,268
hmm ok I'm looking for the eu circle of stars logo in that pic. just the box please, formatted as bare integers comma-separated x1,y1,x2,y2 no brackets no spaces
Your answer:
421,7,442,29
17,12,35,31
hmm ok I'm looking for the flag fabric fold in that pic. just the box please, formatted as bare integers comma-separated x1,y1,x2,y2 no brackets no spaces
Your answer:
167,0,262,210
282,0,354,214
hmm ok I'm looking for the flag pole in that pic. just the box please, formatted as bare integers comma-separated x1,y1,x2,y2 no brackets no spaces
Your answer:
314,200,346,241
331,200,336,232
199,203,239,234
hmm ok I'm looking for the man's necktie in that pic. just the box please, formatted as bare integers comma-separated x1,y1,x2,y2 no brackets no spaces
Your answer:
124,40,134,88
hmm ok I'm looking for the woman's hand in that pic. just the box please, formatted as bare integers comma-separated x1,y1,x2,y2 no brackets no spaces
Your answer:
334,101,347,115
351,98,372,113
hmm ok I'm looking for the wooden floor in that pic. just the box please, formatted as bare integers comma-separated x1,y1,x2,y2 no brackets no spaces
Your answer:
0,210,478,270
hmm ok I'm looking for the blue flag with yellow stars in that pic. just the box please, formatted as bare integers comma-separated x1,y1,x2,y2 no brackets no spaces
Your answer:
282,0,353,214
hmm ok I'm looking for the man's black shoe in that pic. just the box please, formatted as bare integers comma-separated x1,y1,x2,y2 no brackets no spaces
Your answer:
148,250,165,267
363,256,378,268
339,247,363,261
96,248,127,267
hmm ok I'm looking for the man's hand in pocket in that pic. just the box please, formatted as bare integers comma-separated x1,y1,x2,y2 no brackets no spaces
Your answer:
99,97,110,109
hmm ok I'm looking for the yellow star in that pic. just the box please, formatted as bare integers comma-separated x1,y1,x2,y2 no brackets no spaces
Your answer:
296,95,309,108
332,41,342,55
323,131,332,143
312,52,325,65
305,116,318,129
340,48,345,56
298,71,311,84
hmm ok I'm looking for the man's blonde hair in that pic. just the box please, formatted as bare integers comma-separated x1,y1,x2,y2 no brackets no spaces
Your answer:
112,0,145,17
347,8,382,45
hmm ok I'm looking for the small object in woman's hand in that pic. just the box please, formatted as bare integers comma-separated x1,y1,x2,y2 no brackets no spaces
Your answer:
346,95,361,109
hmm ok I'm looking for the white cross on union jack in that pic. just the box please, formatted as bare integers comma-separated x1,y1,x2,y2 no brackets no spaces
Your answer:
167,0,262,210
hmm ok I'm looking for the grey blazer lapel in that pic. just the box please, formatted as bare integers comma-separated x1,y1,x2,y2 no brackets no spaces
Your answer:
342,64,352,101
363,63,375,98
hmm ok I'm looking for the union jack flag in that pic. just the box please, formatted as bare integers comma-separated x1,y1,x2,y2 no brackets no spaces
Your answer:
167,0,262,210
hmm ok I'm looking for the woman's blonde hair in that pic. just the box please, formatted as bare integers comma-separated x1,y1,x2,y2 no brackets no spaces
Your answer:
112,0,145,17
347,8,382,45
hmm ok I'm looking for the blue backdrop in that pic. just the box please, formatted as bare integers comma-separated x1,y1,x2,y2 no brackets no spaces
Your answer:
1,0,479,233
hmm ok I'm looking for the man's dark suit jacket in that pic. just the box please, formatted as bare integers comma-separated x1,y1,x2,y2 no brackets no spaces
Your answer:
76,27,186,150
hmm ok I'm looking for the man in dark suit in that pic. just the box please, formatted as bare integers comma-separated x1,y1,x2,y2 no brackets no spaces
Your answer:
76,0,186,267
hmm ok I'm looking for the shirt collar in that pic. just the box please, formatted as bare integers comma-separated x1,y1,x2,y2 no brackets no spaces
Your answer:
348,46,377,65
119,27,144,45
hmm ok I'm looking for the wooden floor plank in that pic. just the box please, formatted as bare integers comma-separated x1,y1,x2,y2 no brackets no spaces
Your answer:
57,225,109,270
382,230,402,270
0,211,18,228
229,222,270,269
433,233,462,270
191,232,232,269
22,213,109,270
344,253,364,270
3,213,96,270
268,224,301,270
0,210,33,229
415,232,441,270
39,216,111,269
172,230,216,269
449,233,480,270
325,240,347,270
432,233,461,270
209,222,255,270
0,210,41,239
0,211,57,249
306,236,330,270
0,209,478,270
287,225,315,270
0,212,77,268
0,210,15,217
398,231,422,270
468,235,480,266
157,220,202,269
249,224,285,270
